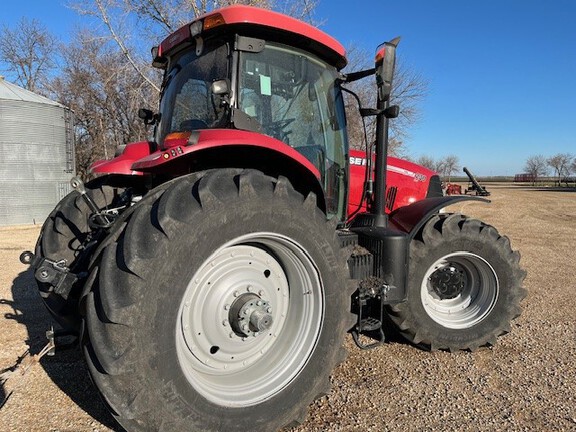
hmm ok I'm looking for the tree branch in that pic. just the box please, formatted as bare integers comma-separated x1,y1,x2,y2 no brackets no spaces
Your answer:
95,0,160,92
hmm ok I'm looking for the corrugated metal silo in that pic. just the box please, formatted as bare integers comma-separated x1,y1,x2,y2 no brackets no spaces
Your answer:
0,77,75,226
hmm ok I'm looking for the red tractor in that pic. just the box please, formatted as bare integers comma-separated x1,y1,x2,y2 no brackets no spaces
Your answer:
21,6,526,432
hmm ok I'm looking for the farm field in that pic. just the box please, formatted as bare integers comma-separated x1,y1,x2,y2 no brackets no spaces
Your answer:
1,184,575,431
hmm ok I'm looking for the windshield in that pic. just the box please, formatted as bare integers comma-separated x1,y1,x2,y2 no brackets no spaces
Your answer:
238,43,348,219
156,43,229,144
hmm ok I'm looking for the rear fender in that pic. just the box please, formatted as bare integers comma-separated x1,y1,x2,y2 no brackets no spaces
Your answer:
154,144,326,213
131,129,320,177
92,130,326,213
389,195,490,239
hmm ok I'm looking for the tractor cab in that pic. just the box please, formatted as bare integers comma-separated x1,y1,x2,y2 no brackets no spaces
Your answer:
150,6,349,219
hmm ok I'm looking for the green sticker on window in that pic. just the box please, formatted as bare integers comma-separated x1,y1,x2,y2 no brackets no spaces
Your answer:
260,75,271,96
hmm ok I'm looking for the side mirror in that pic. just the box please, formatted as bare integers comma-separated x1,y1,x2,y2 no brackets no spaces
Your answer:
151,46,167,69
211,79,230,96
211,79,231,112
138,108,160,126
375,37,401,102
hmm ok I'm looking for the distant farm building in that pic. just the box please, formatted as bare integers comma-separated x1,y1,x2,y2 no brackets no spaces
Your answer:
0,77,75,226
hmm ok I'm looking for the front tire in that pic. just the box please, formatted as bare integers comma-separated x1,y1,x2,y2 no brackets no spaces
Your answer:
83,169,351,431
387,213,527,351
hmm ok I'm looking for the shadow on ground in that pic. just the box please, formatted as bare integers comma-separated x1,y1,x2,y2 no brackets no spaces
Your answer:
1,268,119,431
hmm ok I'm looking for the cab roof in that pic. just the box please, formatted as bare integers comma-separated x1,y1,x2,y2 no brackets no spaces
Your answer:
158,5,347,69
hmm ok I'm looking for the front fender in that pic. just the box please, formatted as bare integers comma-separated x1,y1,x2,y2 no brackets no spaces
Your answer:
389,195,490,239
91,141,155,175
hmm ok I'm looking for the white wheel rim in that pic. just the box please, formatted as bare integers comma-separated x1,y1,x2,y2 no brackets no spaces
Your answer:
176,232,324,407
421,251,499,329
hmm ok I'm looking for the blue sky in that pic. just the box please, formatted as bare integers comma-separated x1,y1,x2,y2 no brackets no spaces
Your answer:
2,1,575,175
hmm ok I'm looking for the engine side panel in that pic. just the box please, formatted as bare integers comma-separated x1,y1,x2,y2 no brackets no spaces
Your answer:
348,149,437,216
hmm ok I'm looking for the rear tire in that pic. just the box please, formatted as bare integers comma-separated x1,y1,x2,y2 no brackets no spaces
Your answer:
35,176,127,331
387,213,527,351
83,169,352,431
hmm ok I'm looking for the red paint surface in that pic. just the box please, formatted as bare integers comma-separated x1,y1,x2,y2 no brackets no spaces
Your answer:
348,149,437,216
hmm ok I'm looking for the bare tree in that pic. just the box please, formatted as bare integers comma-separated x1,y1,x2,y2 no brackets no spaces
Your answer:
412,155,453,176
51,31,152,179
0,17,58,93
343,45,427,157
565,155,575,187
547,153,573,186
415,155,436,171
524,155,548,186
276,0,320,23
389,60,428,144
440,155,459,182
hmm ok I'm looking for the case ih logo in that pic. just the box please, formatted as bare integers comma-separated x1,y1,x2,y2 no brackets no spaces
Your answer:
350,156,368,166
349,156,427,182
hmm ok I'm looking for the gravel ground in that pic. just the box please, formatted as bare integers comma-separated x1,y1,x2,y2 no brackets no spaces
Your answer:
0,184,575,432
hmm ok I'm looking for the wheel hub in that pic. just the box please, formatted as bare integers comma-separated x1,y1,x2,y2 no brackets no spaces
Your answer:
229,293,273,337
429,265,466,299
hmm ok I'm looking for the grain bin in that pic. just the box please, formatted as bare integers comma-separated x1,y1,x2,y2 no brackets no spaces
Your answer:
0,77,75,226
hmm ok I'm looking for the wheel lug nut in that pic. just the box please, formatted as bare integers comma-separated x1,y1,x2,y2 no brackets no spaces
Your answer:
256,300,263,306
233,291,240,297
266,307,272,313
224,304,230,310
247,285,253,292
222,320,228,326
229,332,235,338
